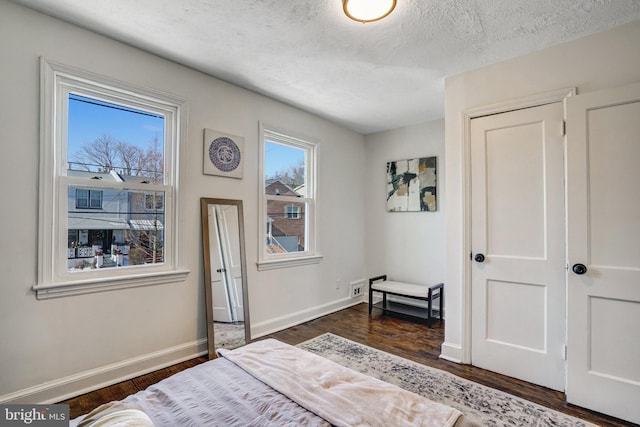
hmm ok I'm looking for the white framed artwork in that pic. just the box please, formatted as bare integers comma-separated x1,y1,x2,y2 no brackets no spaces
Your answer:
203,128,244,179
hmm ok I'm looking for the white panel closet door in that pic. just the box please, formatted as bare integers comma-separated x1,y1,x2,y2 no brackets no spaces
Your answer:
209,205,233,323
217,204,244,322
566,82,640,425
470,102,566,391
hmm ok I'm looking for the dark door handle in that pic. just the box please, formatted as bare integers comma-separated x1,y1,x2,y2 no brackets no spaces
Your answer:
216,268,226,273
474,253,485,263
572,263,587,275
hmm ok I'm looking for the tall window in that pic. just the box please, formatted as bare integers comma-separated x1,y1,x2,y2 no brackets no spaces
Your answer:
36,59,187,298
258,124,321,269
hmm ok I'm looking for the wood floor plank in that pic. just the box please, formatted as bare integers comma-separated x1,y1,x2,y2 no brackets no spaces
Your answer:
61,303,636,426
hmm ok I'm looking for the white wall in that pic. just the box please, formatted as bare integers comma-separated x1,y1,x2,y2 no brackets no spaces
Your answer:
0,1,366,403
443,19,640,362
365,120,446,287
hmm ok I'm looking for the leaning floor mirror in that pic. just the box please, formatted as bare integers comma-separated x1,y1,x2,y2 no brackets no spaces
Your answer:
200,198,250,359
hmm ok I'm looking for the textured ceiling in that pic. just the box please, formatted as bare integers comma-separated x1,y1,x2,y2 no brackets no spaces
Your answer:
12,0,640,134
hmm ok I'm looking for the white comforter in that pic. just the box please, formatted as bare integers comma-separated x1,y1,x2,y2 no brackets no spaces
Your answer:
72,338,465,427
218,339,462,427
74,402,154,427
73,357,330,426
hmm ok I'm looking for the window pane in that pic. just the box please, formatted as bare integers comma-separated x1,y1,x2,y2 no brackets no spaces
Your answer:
68,186,165,271
285,204,301,219
76,189,89,208
155,194,164,210
264,141,305,193
145,194,153,210
67,94,165,183
145,193,164,211
266,200,306,253
89,190,103,208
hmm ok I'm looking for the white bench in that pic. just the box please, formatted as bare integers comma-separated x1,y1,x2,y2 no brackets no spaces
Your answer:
368,275,443,327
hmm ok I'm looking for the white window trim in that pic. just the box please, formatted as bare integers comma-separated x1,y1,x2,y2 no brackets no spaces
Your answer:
257,122,322,270
34,58,188,299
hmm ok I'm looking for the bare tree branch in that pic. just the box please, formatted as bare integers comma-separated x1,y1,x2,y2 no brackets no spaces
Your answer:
70,134,163,179
269,158,305,188
72,134,119,172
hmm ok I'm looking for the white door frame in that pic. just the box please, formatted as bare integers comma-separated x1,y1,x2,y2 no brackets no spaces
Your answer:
460,87,576,364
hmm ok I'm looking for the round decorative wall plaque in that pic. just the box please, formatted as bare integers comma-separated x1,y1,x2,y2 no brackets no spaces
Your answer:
208,136,241,172
203,129,244,179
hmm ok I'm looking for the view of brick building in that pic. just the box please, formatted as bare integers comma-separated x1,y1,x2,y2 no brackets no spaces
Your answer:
265,179,305,253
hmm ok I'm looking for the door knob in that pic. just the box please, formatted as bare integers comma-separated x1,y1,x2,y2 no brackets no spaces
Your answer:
216,268,226,273
572,263,587,275
474,253,485,263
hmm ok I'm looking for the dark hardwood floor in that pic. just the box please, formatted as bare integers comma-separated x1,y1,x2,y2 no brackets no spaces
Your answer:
61,303,636,426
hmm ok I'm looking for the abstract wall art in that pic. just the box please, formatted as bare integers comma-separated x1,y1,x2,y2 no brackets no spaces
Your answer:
386,156,437,212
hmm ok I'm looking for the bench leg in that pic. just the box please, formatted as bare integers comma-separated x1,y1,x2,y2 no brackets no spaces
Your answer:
368,287,373,314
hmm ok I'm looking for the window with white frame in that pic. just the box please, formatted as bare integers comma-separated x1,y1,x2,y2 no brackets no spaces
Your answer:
258,124,321,270
285,204,301,219
36,59,187,298
145,193,164,211
75,189,103,209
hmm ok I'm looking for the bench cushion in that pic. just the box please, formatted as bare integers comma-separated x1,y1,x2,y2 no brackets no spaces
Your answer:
370,281,429,298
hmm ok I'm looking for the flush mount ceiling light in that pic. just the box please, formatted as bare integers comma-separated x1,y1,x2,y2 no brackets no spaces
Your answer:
343,0,397,23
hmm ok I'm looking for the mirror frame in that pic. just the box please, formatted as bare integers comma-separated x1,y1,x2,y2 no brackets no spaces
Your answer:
200,197,250,359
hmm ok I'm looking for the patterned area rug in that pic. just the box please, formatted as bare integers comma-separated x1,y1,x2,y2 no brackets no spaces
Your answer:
213,322,245,349
298,333,598,427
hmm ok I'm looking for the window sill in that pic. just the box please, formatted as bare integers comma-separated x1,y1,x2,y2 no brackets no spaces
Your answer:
33,269,190,299
256,255,323,271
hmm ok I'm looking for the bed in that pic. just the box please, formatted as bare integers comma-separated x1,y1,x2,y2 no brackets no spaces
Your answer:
72,339,477,427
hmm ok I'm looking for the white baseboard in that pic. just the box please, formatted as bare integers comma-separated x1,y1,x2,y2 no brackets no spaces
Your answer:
251,297,362,339
439,341,463,363
0,338,208,405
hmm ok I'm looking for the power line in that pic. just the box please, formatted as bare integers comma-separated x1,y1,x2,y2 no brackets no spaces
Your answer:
69,94,163,119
